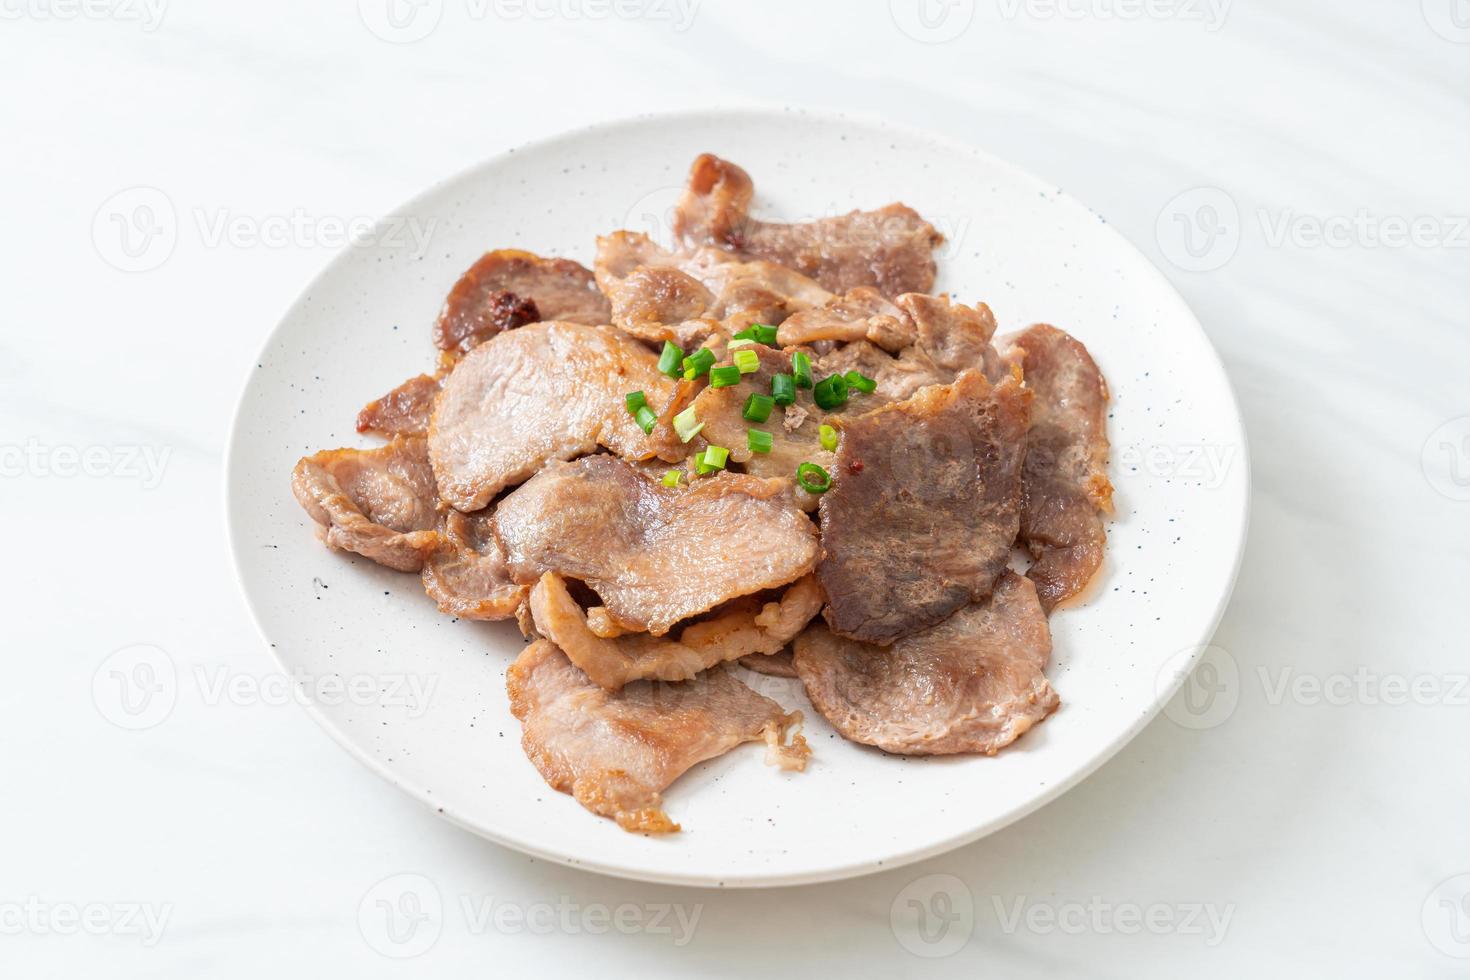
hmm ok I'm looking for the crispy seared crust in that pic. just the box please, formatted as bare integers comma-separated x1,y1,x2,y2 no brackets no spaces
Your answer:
434,249,609,353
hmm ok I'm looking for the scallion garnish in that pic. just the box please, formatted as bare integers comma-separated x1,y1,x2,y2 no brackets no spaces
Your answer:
662,469,682,488
694,450,715,475
747,429,773,454
733,349,759,374
673,405,704,443
625,390,648,415
819,424,838,451
657,341,684,378
742,392,775,423
727,337,757,349
753,323,779,345
634,405,658,434
770,373,796,406
813,373,849,410
709,365,741,388
682,347,716,379
704,445,730,468
797,461,832,494
843,370,877,393
792,351,814,388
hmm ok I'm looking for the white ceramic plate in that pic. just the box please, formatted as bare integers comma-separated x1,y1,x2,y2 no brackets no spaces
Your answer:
226,108,1249,888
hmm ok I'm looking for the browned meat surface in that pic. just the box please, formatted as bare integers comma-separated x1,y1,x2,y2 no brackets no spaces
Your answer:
506,639,809,833
776,288,914,352
594,231,832,344
494,456,819,635
674,154,942,296
356,373,441,438
739,650,798,677
530,572,822,689
794,572,1058,755
434,249,610,354
1004,324,1113,611
428,321,672,511
290,436,439,572
420,508,527,620
819,371,1031,645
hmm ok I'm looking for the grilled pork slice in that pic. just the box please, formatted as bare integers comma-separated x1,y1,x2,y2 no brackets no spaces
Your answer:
290,436,439,572
428,321,672,511
673,154,942,297
420,508,526,621
819,371,1031,645
529,572,822,689
494,456,819,636
593,231,832,344
1003,324,1113,611
434,249,610,354
356,372,442,438
794,572,1058,755
506,639,809,833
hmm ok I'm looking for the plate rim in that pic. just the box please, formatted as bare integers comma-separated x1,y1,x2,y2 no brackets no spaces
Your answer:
223,104,1252,888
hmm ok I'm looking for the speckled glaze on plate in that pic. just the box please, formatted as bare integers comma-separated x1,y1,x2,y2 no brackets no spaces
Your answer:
225,108,1249,888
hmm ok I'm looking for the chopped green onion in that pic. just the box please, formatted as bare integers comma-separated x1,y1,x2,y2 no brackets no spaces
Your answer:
747,429,773,454
704,445,730,469
694,450,716,475
624,390,648,415
797,462,832,494
673,405,705,443
634,405,658,434
843,370,877,393
727,337,757,349
733,349,760,374
657,341,684,378
770,373,796,406
753,323,779,345
662,469,682,488
792,351,814,388
742,392,775,423
709,365,741,388
813,373,850,410
682,347,716,379
819,424,838,451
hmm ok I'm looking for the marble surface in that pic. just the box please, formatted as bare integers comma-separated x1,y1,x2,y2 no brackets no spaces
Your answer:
2,2,1466,976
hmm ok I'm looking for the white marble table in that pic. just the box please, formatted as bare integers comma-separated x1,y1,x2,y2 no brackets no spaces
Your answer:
3,2,1467,976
